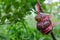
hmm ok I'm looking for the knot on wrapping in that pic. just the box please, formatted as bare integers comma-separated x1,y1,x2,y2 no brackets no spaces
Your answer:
35,14,53,34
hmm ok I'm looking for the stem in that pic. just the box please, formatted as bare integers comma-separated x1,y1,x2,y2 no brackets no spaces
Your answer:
51,32,56,40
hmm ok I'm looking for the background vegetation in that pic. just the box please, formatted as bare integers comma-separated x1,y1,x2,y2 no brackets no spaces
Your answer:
0,0,60,40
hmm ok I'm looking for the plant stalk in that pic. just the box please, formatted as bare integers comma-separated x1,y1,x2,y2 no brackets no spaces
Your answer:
51,32,56,40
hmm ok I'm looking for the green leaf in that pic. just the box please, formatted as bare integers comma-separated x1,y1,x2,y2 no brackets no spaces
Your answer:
1,16,6,24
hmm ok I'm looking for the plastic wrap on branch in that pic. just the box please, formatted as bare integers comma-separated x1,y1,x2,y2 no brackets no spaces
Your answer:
35,13,53,34
35,0,54,35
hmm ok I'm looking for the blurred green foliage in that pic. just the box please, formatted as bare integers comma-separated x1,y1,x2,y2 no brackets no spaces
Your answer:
0,0,46,24
0,20,50,40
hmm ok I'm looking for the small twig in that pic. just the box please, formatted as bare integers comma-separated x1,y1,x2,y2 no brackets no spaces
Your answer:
51,32,56,40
